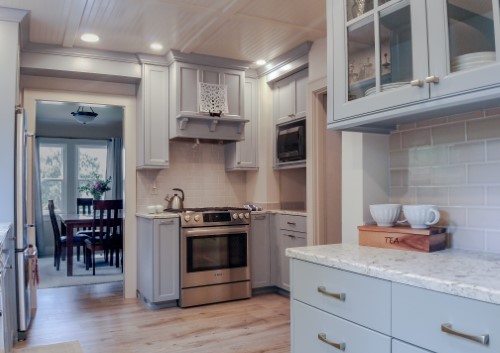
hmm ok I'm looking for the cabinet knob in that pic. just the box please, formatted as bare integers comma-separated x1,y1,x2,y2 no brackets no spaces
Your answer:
425,75,440,84
410,79,424,87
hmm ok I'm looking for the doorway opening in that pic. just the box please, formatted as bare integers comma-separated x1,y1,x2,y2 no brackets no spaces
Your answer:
34,100,124,289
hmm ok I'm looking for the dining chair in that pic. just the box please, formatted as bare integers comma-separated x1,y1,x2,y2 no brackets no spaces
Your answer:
75,197,94,261
85,200,123,275
48,200,89,271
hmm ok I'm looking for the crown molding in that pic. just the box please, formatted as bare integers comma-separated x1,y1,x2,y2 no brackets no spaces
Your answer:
257,41,312,79
166,49,251,71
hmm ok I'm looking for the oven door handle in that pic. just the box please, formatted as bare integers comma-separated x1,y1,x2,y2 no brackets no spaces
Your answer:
184,226,249,237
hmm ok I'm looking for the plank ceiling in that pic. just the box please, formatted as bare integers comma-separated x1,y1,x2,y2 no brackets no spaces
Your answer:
0,0,327,64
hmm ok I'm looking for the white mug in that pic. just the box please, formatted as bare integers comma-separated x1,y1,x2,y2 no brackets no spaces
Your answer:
399,205,440,229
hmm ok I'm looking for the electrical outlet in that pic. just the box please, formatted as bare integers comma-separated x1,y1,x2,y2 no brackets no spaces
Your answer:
151,183,159,195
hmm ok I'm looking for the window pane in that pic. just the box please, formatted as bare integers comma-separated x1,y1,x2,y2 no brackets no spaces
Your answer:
41,180,62,212
40,146,63,179
78,146,107,179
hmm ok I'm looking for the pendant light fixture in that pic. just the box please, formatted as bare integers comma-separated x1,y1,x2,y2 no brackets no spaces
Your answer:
70,106,98,124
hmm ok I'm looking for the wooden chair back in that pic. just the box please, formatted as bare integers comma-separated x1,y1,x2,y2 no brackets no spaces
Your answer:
92,200,123,242
48,200,62,246
77,198,93,215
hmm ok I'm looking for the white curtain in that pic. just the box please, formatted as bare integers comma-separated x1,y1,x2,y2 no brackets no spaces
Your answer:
33,138,46,256
105,138,123,200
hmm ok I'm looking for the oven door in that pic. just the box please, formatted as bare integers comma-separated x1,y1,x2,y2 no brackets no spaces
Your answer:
181,225,250,288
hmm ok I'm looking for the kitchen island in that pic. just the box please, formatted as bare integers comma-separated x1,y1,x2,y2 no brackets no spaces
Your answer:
287,244,500,353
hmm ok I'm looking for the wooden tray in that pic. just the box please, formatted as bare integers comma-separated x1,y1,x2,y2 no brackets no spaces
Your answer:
358,226,447,253
358,224,447,235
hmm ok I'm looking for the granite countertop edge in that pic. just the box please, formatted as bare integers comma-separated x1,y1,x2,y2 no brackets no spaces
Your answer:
286,243,500,305
135,212,180,219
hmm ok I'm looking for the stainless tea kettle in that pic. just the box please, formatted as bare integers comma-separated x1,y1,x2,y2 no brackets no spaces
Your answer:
165,188,184,209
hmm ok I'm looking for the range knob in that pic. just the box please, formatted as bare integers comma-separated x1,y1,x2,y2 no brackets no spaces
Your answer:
244,213,250,219
232,213,239,220
184,215,191,222
194,215,201,222
238,213,244,219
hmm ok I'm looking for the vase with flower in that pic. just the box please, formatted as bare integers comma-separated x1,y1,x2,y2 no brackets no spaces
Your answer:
79,172,112,200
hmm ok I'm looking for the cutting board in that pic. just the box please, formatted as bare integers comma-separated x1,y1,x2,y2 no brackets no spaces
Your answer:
358,225,447,253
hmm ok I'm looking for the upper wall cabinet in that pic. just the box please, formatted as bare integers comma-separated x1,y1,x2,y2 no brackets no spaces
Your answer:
225,77,259,171
136,64,169,168
329,0,500,132
274,69,308,125
169,61,247,141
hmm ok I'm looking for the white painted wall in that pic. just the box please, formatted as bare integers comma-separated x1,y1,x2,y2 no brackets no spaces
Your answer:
0,20,19,223
23,88,137,299
308,38,327,82
341,132,389,243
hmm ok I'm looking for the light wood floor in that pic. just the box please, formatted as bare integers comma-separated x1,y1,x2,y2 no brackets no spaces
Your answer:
14,282,291,353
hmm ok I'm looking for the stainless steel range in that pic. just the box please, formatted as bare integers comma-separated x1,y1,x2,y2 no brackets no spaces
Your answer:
171,207,251,308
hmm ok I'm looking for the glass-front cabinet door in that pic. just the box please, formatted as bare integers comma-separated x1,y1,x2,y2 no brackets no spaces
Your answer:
332,0,430,121
427,0,500,97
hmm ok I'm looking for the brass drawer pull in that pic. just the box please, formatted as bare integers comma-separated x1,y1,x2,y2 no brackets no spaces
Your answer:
286,221,296,225
441,323,489,346
318,333,345,351
317,286,346,301
160,220,175,225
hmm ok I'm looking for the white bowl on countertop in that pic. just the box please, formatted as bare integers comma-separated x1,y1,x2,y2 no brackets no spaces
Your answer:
369,204,402,227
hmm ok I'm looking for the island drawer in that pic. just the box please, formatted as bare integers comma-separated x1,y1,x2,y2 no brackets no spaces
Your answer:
392,340,433,353
277,214,306,233
393,283,500,353
292,300,391,353
291,259,391,335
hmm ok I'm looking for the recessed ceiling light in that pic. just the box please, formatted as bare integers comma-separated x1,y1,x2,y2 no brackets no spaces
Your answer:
256,59,267,66
81,33,100,43
150,42,163,51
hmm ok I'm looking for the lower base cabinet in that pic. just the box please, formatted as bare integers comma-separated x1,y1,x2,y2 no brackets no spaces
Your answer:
137,217,180,304
293,300,391,352
290,257,500,353
393,340,433,353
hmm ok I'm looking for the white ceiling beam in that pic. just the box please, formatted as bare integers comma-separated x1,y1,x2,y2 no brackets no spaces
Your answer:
62,0,91,48
180,0,254,54
234,12,326,37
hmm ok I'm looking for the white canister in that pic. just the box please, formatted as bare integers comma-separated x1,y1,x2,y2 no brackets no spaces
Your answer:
155,205,164,213
147,205,156,214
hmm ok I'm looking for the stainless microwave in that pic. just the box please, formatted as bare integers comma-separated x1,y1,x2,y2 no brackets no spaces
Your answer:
277,120,306,162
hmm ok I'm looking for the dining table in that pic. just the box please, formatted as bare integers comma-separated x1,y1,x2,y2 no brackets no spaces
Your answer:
58,213,93,276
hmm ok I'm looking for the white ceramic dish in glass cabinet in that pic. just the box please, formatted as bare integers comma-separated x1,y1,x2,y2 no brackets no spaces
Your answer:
329,0,500,131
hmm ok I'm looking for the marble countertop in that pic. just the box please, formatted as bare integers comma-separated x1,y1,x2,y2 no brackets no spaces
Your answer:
137,209,307,218
286,243,500,305
253,210,307,216
135,212,179,219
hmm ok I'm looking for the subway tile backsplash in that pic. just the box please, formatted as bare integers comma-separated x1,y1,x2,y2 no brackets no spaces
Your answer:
390,111,500,253
136,141,247,212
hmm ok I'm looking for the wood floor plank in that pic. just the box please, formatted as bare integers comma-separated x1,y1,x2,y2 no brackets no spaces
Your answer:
14,282,291,353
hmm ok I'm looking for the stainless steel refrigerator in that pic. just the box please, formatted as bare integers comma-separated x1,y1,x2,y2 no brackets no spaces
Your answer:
14,107,34,340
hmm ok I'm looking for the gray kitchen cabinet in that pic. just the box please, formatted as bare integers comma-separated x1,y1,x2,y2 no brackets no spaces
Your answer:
275,214,306,291
250,213,271,288
393,283,500,353
393,340,433,353
290,259,391,353
168,58,248,141
329,0,500,132
274,69,308,125
136,63,169,168
137,217,180,304
225,76,258,171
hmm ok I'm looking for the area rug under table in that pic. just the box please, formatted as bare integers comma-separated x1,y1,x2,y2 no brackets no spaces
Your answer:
14,341,83,353
37,253,123,289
